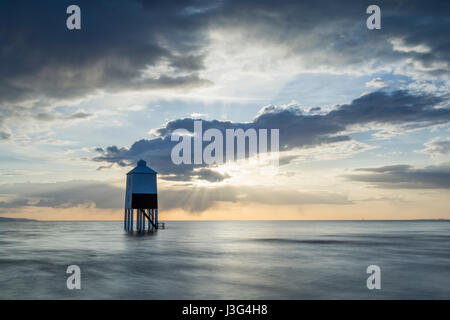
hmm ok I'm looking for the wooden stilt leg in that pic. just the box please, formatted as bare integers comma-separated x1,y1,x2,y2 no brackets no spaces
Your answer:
152,209,155,231
124,209,128,230
131,209,133,231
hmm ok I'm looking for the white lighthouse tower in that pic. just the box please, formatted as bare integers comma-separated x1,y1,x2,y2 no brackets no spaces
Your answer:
124,160,163,231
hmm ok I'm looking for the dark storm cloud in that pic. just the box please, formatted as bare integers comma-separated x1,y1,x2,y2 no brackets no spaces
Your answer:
93,90,450,181
93,135,234,182
1,0,448,107
326,90,449,128
0,0,213,105
211,0,450,75
0,0,217,139
1,0,448,142
344,163,450,189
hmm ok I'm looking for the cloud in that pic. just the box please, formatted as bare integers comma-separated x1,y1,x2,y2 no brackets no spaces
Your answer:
0,0,212,106
0,0,212,140
93,90,449,181
366,78,387,88
158,185,352,212
32,111,94,122
207,0,449,77
0,180,124,211
417,137,450,155
0,131,11,140
344,163,450,189
0,106,94,142
0,180,350,213
2,0,449,107
390,38,431,54
66,112,93,120
325,90,448,129
1,0,449,142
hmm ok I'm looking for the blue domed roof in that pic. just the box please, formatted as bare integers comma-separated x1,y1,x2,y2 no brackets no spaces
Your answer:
127,160,157,175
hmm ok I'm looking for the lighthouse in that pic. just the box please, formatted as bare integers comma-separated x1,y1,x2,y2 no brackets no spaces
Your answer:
124,160,163,231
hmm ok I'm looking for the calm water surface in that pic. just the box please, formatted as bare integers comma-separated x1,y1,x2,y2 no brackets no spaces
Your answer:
1,221,449,299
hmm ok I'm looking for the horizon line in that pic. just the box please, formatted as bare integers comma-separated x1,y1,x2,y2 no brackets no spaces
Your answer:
1,218,449,222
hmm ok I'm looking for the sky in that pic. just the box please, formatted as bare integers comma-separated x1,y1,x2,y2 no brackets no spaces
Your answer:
0,0,449,220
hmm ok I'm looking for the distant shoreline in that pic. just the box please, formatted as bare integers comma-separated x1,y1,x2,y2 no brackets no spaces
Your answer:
0,217,38,222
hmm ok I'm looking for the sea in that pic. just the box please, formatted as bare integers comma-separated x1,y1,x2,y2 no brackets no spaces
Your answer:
0,220,449,299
